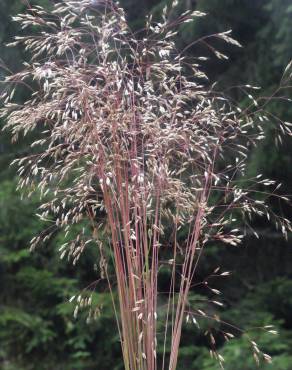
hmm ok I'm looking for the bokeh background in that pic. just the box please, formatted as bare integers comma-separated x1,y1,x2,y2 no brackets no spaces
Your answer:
0,0,291,369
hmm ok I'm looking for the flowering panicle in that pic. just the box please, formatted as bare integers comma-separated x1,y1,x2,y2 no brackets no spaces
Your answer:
1,1,291,369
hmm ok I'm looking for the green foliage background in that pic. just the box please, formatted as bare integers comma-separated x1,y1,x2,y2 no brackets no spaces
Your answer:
0,0,291,369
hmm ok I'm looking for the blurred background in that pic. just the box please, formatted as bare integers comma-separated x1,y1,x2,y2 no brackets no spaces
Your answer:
0,0,291,369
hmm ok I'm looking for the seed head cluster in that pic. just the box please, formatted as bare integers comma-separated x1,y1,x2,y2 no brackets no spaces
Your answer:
1,1,291,369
